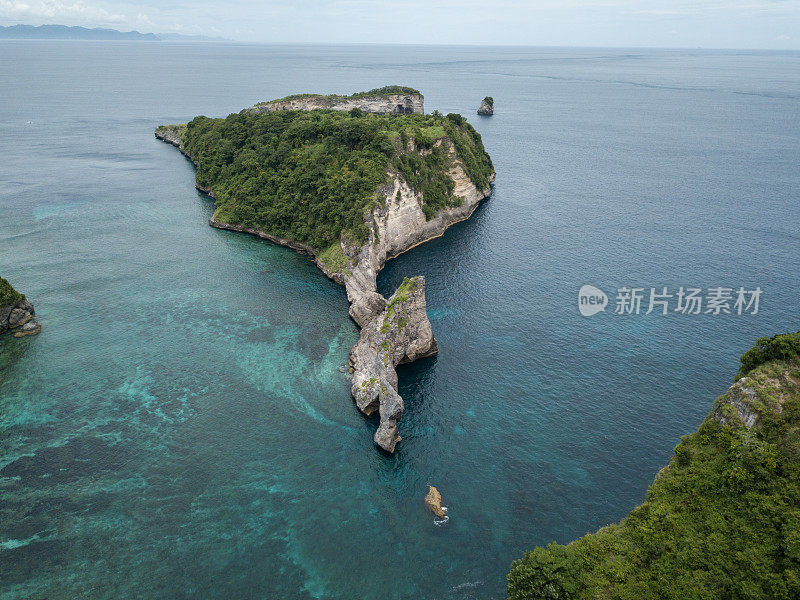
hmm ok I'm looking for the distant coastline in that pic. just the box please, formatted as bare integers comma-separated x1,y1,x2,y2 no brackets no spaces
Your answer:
0,24,226,42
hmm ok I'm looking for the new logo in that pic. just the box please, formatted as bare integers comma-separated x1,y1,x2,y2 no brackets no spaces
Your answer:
578,285,608,317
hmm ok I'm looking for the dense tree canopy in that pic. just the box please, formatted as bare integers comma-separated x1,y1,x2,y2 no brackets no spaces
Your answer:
180,109,493,251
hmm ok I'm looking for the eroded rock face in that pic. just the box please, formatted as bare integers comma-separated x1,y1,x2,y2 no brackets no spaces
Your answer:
714,378,763,428
249,93,424,115
154,126,184,149
713,370,795,430
478,98,494,116
425,486,446,518
1,297,40,337
349,276,437,452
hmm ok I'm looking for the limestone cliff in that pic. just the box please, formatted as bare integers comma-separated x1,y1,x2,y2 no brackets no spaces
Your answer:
154,124,185,151
249,87,424,115
321,137,493,451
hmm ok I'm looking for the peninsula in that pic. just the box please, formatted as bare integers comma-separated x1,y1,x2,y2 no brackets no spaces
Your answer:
508,332,800,599
156,86,495,452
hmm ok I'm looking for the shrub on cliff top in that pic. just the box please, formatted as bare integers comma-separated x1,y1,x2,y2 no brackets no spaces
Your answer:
738,331,800,378
181,109,492,250
0,277,24,307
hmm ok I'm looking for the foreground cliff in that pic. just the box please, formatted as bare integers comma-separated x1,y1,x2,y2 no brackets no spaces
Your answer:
508,332,800,600
0,277,41,337
156,88,494,452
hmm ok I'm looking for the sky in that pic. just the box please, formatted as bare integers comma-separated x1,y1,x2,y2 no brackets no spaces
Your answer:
0,0,799,48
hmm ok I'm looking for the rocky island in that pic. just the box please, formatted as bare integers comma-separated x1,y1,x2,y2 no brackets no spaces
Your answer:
508,332,800,599
478,96,494,116
156,86,494,452
0,277,41,337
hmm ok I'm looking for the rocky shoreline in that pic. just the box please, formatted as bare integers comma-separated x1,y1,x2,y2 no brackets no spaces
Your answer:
156,107,494,452
0,296,41,338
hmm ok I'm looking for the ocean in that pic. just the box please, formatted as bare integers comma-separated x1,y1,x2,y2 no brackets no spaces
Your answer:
1,42,799,599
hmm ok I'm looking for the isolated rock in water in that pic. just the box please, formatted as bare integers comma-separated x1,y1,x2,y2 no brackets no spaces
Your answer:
478,96,494,115
425,486,446,518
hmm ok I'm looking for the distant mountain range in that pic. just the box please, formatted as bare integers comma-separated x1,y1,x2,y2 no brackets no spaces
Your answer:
0,24,226,41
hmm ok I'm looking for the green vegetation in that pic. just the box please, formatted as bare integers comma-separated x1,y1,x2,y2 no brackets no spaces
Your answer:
0,277,23,307
443,113,494,191
483,96,494,107
318,243,352,275
178,108,493,251
381,277,419,333
738,331,800,378
259,86,421,106
508,335,800,600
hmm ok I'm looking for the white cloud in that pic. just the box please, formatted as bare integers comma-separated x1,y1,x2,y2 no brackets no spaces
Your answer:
0,0,126,26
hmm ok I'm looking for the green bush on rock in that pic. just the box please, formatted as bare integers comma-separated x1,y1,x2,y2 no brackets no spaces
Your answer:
0,276,24,307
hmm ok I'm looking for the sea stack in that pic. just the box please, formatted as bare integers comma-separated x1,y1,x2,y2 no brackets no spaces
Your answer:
478,96,494,116
0,277,41,337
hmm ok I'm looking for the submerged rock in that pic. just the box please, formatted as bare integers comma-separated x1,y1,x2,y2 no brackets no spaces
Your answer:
478,96,494,116
425,486,447,519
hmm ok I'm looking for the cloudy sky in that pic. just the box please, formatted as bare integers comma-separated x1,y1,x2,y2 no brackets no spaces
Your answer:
1,0,798,48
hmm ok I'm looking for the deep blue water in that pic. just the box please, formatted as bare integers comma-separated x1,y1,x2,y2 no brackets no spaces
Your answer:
1,42,799,599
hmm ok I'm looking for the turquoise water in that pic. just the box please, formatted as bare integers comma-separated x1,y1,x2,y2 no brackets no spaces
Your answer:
1,43,799,599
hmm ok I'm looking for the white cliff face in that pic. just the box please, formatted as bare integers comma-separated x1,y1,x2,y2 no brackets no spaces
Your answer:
344,139,493,316
330,138,494,452
348,276,437,452
250,93,424,115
